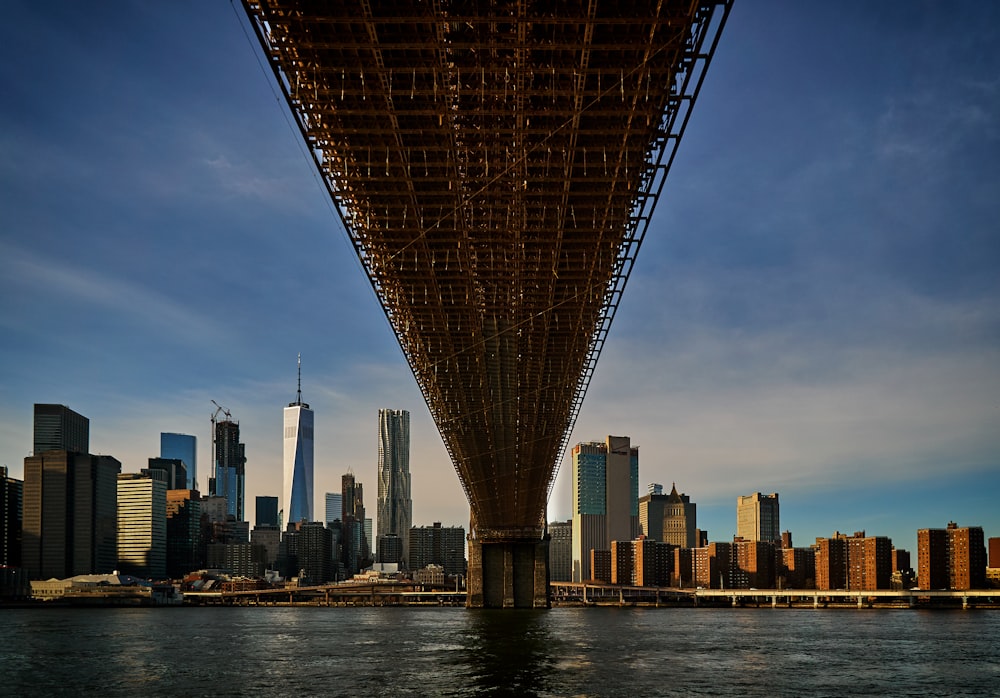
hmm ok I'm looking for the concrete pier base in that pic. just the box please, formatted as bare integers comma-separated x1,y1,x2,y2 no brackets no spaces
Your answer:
467,538,549,608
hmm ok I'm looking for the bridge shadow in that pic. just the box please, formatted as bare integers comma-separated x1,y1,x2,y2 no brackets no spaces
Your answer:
460,610,556,696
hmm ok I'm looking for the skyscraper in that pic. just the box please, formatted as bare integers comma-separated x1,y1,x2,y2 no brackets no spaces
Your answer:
376,409,411,567
325,492,343,525
33,404,89,456
736,492,780,544
160,432,197,490
639,482,697,548
212,416,246,521
256,495,279,529
144,458,187,491
117,473,167,579
283,355,314,525
22,450,120,580
571,435,639,582
1,466,23,568
341,471,369,575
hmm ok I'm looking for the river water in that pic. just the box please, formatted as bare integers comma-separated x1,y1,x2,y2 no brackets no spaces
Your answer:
2,606,997,696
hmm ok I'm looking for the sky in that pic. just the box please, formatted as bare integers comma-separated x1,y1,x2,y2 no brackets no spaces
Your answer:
1,2,997,557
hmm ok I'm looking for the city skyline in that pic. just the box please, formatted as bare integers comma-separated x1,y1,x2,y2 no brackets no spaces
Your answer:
1,2,998,556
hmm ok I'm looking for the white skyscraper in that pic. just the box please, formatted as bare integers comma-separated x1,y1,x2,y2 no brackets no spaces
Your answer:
283,355,314,524
377,409,411,567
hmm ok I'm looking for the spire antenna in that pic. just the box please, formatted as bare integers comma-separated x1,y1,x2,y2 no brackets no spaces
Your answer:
297,353,302,404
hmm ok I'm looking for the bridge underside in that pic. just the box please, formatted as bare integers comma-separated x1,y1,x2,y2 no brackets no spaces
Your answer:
243,1,729,606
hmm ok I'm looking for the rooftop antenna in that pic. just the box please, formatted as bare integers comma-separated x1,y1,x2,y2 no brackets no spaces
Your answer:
290,353,309,408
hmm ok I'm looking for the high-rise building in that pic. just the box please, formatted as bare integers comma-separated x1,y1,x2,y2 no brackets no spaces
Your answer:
22,450,120,580
33,404,89,456
736,492,780,544
212,416,246,521
166,489,202,578
376,409,411,567
325,492,343,525
1,466,23,568
117,474,167,579
639,483,697,548
256,495,279,529
989,538,1000,569
918,522,986,590
548,520,572,582
846,532,893,591
571,435,639,582
408,522,466,576
160,433,197,490
340,471,369,575
283,355,314,525
279,521,334,583
144,458,187,491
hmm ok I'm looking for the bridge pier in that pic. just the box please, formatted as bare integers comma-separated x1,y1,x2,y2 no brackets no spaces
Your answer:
467,537,549,609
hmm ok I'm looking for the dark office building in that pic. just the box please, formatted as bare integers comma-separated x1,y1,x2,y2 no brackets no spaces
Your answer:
22,450,120,579
280,521,333,583
256,495,279,529
409,522,466,576
166,489,202,578
145,458,188,491
1,466,23,567
33,404,89,456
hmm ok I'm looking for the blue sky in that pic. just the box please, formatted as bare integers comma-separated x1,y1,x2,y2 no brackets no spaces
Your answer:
1,2,997,556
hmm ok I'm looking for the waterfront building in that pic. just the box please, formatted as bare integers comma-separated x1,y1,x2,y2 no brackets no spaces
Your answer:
211,417,246,521
674,547,694,587
160,432,197,490
250,526,280,569
815,534,848,590
815,531,893,591
207,542,267,578
144,458,187,490
33,404,88,456
571,436,639,582
990,537,1000,569
117,474,167,579
736,492,780,544
548,520,572,582
591,549,612,584
22,450,119,580
729,538,775,589
1,466,23,568
166,489,202,578
611,536,673,586
779,546,816,589
325,492,343,526
413,563,446,587
280,521,333,583
846,533,893,590
691,546,714,588
918,522,986,590
283,355,314,525
256,495,279,529
377,409,411,568
409,522,466,576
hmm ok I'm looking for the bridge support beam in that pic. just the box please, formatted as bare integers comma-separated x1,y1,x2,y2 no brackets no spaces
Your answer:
467,537,550,609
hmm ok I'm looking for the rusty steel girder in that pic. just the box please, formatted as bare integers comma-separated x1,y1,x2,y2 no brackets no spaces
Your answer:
242,0,731,539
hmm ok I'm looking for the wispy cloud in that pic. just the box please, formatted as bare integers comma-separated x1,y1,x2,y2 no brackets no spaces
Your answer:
0,240,228,349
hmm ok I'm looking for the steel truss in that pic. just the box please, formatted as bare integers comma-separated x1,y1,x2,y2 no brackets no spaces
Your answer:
242,0,731,539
